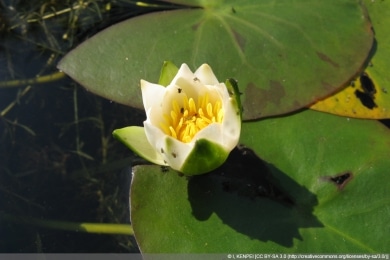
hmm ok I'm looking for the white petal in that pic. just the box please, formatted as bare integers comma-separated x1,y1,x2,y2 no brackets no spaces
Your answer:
192,123,223,146
163,79,197,115
221,95,241,150
170,64,196,87
143,120,167,156
140,79,165,112
194,64,219,85
171,77,199,99
209,81,241,151
168,64,201,100
162,136,193,172
144,120,192,170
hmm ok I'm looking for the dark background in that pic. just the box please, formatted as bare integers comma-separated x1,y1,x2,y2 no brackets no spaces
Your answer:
0,0,181,252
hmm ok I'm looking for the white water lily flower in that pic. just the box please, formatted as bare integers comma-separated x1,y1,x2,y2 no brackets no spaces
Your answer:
113,63,241,175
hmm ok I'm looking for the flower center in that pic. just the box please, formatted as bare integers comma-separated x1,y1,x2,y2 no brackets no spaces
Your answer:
161,93,224,143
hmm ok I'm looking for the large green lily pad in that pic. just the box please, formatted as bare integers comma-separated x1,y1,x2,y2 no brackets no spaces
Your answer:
130,110,389,253
58,0,373,120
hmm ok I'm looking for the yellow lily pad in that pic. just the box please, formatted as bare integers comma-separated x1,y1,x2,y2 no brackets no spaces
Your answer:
310,70,390,119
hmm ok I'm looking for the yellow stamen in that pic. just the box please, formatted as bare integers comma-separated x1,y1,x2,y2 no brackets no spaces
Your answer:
169,126,177,139
161,92,224,143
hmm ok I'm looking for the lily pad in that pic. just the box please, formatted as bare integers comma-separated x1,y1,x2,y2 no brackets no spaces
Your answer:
310,0,390,119
130,110,389,253
131,154,323,253
58,0,373,120
239,110,389,252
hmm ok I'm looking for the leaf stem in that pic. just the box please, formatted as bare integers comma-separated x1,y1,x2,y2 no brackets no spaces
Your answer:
0,71,66,88
0,212,134,235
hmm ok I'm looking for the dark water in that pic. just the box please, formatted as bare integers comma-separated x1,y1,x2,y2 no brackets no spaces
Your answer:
0,0,179,253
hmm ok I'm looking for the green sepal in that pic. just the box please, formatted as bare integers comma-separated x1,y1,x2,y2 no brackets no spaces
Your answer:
112,126,165,165
179,139,228,176
225,78,242,118
158,61,179,87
